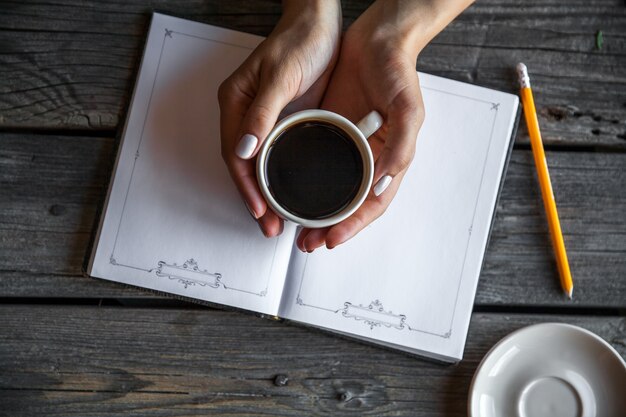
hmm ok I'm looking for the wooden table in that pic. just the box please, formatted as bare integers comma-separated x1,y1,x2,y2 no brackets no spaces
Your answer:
1,1,625,415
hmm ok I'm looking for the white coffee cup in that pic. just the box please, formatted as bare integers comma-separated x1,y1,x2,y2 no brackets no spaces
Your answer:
256,109,382,228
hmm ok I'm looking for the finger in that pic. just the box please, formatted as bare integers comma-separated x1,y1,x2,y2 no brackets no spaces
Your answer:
234,72,293,160
302,227,330,252
224,157,267,219
219,78,268,219
257,208,284,238
296,228,313,252
325,169,407,249
371,79,425,198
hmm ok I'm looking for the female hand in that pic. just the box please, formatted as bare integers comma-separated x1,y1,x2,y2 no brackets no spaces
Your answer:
218,0,341,237
297,0,473,252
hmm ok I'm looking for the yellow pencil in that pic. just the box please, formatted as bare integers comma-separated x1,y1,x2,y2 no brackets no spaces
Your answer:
516,63,573,299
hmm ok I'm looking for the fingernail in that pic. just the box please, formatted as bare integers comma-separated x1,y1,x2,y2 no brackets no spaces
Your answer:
373,175,392,196
235,134,258,159
245,201,258,219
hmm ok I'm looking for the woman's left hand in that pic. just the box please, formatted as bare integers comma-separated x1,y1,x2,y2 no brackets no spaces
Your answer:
296,3,427,252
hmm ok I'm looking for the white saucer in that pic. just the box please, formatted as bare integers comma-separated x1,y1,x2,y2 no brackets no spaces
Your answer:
469,323,626,417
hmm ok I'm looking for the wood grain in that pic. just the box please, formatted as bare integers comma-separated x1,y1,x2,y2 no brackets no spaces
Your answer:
1,2,624,416
0,305,623,417
1,133,624,306
0,0,624,147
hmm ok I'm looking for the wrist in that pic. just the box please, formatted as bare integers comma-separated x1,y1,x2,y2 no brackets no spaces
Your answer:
280,0,342,32
349,0,474,60
282,0,340,14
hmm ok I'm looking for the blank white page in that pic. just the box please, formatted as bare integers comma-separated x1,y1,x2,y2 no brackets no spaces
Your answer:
280,73,519,361
89,14,297,315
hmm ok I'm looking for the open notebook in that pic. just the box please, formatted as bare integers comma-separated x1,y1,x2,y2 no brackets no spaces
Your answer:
88,13,519,362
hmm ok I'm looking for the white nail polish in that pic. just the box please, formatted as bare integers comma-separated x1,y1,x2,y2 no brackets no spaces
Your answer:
373,175,392,196
235,134,258,159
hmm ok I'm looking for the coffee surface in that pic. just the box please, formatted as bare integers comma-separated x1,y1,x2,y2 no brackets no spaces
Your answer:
265,121,363,219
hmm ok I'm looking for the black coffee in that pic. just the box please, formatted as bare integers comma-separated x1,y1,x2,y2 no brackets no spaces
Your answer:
265,121,363,219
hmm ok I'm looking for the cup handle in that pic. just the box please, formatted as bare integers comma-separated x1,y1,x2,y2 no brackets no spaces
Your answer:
356,110,383,138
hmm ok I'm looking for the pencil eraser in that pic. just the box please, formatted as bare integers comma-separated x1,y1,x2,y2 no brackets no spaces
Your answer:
517,63,530,88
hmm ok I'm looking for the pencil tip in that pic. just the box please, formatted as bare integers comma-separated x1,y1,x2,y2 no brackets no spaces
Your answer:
567,287,573,300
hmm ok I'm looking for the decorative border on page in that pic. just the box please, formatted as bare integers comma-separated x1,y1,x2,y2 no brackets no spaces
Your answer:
342,300,406,330
107,28,271,297
156,258,221,289
293,92,501,338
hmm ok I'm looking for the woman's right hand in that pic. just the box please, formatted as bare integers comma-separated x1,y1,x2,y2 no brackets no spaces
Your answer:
218,0,341,237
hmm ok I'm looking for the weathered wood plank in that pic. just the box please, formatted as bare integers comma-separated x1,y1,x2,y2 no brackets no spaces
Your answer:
0,0,624,147
478,149,626,306
1,133,625,306
0,306,623,416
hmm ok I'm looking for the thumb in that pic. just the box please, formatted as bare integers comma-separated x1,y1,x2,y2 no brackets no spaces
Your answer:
234,81,292,160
